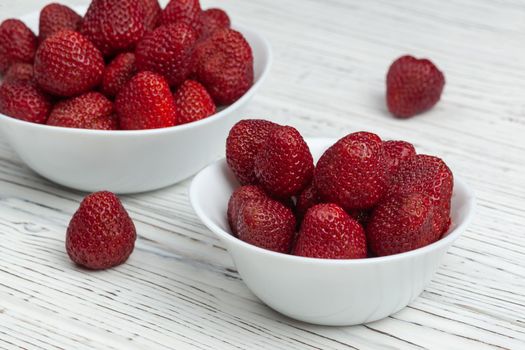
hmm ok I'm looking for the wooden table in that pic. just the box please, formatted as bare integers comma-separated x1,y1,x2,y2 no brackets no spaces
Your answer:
1,0,524,349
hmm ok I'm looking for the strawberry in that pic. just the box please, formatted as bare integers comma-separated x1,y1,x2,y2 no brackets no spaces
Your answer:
387,154,453,235
200,8,230,39
348,209,371,227
314,132,387,211
138,0,162,30
101,52,137,98
0,19,37,74
135,23,197,87
160,0,202,33
366,192,439,256
226,119,278,185
3,63,33,84
80,0,145,57
386,55,445,118
293,203,367,259
34,30,104,97
115,71,178,130
237,196,296,253
193,28,253,105
66,191,136,270
295,182,321,221
227,185,267,236
38,3,81,42
254,125,314,198
173,80,215,124
0,81,51,124
383,140,416,177
47,92,117,130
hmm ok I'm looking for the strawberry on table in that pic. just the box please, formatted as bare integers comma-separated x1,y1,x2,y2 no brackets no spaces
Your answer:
0,19,37,74
115,71,178,130
254,125,314,198
101,52,137,98
135,23,197,87
0,81,51,124
66,191,136,270
47,92,117,130
34,30,104,97
293,203,367,259
173,80,216,125
386,55,445,118
226,119,278,185
38,3,81,42
314,132,388,211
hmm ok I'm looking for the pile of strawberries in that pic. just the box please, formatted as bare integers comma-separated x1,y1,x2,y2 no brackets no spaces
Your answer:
226,119,453,258
0,0,253,130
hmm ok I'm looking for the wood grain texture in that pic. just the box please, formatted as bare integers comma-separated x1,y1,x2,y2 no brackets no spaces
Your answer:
1,0,524,349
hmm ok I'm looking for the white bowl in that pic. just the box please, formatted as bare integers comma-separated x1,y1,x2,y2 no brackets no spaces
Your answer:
0,7,272,194
190,137,476,326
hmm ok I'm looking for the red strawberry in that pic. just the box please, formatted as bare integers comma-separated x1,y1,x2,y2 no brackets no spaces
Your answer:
254,125,314,198
200,8,230,39
193,28,253,105
34,30,104,97
227,185,267,236
135,23,197,87
383,140,416,177
386,55,445,118
38,3,81,42
388,154,453,235
115,71,178,130
101,52,137,98
138,0,162,30
237,196,296,253
80,0,145,57
226,119,278,185
348,209,372,227
47,92,117,130
160,0,202,33
367,192,439,256
0,19,37,74
295,182,321,220
314,132,387,211
293,203,367,259
0,81,51,124
66,191,136,270
173,79,215,124
3,63,33,84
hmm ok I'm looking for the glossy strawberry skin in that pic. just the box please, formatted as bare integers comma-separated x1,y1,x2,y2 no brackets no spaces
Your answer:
226,119,278,185
173,80,215,125
314,132,388,211
293,203,367,259
135,23,197,87
160,0,202,33
383,140,416,177
0,81,51,124
237,197,296,254
387,154,453,235
115,71,178,130
254,125,314,198
138,0,162,30
227,185,267,236
367,192,438,256
47,92,117,130
0,19,37,73
200,8,230,39
101,52,137,98
66,191,136,270
3,63,33,84
80,0,145,57
295,182,321,221
193,28,253,105
34,30,104,97
38,3,81,42
386,55,445,118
